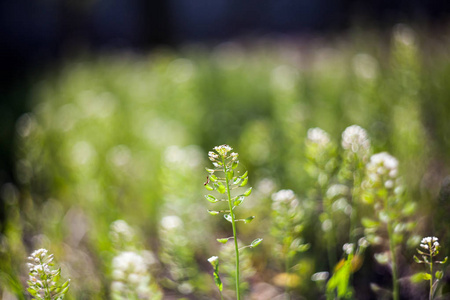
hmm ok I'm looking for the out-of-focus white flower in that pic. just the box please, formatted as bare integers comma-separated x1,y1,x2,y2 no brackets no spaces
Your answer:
358,237,370,248
307,128,330,147
207,256,219,268
311,271,329,282
341,125,370,155
343,243,355,255
161,215,183,230
366,152,399,189
326,184,349,199
271,189,299,211
111,251,154,299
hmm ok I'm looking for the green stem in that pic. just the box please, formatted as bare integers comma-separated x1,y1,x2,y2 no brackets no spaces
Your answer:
429,259,433,300
285,249,291,300
223,157,240,300
387,222,399,300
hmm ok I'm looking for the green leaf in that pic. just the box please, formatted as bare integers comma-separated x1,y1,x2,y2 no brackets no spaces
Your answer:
216,183,226,194
361,218,379,228
233,196,245,207
297,243,311,252
205,184,214,191
244,216,255,223
205,194,218,203
232,161,238,169
251,238,263,247
224,214,233,223
240,177,248,187
208,210,220,216
216,238,229,244
436,271,444,280
227,170,234,181
423,273,432,281
411,272,427,283
27,288,38,296
243,187,252,196
210,174,218,182
240,171,248,179
437,256,448,264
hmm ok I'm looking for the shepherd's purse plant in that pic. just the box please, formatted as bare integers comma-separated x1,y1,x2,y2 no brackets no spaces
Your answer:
204,144,262,300
27,248,70,300
414,236,448,300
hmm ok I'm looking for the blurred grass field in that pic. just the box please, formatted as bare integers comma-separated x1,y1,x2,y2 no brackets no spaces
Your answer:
1,25,450,299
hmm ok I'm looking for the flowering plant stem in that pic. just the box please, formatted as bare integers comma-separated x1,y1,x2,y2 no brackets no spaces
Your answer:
387,221,399,300
223,156,241,300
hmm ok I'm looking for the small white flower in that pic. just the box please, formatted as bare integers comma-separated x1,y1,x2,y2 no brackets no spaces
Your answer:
307,127,330,146
311,271,329,281
161,215,183,230
207,256,219,268
343,243,355,255
341,125,370,154
358,237,370,248
213,144,233,157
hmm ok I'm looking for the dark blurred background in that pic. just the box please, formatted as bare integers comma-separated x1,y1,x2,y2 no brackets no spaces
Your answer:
1,0,450,216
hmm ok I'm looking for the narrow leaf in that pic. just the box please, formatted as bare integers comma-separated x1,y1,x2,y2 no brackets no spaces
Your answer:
205,195,218,203
216,238,229,244
233,196,245,207
243,187,252,196
413,255,422,263
240,177,248,187
244,216,255,223
251,238,263,247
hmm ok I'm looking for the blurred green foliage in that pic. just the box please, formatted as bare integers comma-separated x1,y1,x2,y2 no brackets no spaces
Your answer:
1,25,450,299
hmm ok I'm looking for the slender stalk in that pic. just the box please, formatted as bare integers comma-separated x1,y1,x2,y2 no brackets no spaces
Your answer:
223,157,240,300
387,221,399,300
429,259,433,300
285,248,291,300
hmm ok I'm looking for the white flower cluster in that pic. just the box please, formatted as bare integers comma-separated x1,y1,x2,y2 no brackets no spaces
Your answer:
341,125,370,155
208,144,238,168
420,236,440,250
343,243,355,255
326,184,349,199
27,249,70,300
271,189,299,211
307,128,330,147
160,215,183,230
213,144,232,157
366,152,399,189
111,251,153,299
110,220,135,247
